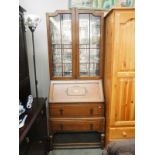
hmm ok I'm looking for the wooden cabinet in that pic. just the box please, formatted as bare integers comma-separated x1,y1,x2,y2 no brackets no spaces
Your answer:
19,6,48,155
19,98,48,155
48,80,105,148
104,8,135,144
19,6,31,103
46,8,104,80
46,8,105,149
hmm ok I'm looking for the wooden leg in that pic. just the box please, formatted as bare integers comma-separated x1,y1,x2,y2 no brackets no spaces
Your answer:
101,133,105,149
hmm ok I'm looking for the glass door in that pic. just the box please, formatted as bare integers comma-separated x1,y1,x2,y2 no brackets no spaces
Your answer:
47,9,104,80
49,13,72,78
78,12,103,78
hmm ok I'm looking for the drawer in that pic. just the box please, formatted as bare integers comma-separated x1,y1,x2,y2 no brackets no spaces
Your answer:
49,103,104,117
49,118,105,133
109,127,135,140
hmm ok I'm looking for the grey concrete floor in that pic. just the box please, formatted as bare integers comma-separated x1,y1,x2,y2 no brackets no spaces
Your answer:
49,148,103,155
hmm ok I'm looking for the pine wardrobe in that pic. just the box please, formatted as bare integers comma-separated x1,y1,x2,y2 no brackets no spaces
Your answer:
104,8,135,144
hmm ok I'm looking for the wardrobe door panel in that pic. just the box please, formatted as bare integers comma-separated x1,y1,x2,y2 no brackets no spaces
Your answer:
115,11,135,72
111,75,135,126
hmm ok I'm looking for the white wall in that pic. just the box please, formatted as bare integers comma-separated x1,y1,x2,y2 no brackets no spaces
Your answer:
19,0,68,98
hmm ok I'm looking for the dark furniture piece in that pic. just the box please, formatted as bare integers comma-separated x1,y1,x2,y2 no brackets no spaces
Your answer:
19,6,31,104
19,6,48,155
102,139,135,155
19,98,48,155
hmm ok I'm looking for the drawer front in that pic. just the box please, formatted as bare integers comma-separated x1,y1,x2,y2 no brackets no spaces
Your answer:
49,103,104,117
109,127,135,140
49,118,105,133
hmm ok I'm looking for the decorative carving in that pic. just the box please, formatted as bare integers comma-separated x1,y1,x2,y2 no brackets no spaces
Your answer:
120,18,135,25
66,86,88,96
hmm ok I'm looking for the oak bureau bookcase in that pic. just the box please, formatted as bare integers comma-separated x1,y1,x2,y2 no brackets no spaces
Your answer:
46,8,105,149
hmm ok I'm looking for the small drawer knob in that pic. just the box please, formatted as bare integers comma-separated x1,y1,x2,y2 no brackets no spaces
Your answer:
122,131,127,137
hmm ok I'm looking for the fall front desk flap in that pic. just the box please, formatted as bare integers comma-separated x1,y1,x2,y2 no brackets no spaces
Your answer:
48,80,104,103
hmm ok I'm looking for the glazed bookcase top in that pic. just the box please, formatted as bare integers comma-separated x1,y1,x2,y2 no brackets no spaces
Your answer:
46,8,104,80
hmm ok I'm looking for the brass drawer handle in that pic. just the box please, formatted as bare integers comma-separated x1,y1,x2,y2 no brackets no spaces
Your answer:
59,109,64,116
90,108,94,115
122,131,127,137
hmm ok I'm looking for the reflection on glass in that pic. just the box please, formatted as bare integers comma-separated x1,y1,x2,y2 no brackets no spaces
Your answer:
53,49,61,63
53,64,62,77
90,49,99,63
80,64,89,76
90,15,100,48
79,14,89,45
63,49,72,63
50,15,61,45
90,63,99,76
79,13,100,77
79,44,89,49
52,44,61,49
50,14,72,77
80,49,89,63
63,63,72,76
62,14,72,44
62,44,72,49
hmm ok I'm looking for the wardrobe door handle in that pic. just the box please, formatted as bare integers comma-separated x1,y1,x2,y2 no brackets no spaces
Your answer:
90,108,94,116
122,131,127,137
59,109,64,116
